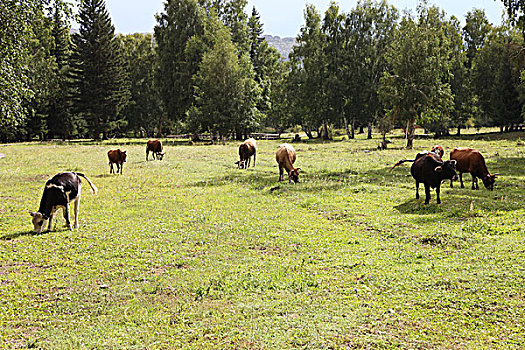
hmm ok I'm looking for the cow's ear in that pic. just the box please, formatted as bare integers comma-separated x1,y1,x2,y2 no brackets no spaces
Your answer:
296,168,301,172
29,211,35,217
493,173,499,178
450,160,457,167
434,166,443,173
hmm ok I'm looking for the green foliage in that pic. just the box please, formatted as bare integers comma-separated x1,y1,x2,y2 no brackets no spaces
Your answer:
119,33,162,137
71,0,130,140
379,5,454,148
189,20,260,139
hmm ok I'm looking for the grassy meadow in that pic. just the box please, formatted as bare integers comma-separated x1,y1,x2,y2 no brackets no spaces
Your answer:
1,129,524,349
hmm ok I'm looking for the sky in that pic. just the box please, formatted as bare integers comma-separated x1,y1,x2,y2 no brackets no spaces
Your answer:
103,0,506,37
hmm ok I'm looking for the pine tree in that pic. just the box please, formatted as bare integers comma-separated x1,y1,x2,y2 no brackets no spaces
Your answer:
71,0,129,140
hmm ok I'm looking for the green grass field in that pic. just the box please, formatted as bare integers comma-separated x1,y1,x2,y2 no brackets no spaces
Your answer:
1,130,524,349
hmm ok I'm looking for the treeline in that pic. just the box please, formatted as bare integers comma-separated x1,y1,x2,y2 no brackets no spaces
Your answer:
1,0,524,147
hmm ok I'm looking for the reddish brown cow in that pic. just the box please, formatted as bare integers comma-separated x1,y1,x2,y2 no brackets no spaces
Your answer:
276,143,301,183
450,147,498,190
235,138,257,169
107,149,127,174
146,140,164,161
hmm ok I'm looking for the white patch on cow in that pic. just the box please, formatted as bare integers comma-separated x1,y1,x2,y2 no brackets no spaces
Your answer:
46,183,64,190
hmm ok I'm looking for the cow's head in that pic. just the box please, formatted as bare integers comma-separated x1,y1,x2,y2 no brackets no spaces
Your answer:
482,173,498,190
288,168,301,183
431,145,444,158
30,211,48,233
435,160,458,181
157,152,164,160
236,160,246,169
121,150,127,162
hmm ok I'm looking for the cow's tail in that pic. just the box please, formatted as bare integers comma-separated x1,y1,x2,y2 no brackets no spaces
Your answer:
76,173,98,194
390,159,416,172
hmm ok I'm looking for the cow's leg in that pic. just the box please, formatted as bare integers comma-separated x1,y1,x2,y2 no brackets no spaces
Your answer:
253,152,256,167
279,166,284,181
116,163,120,174
109,163,114,174
435,185,441,204
459,172,464,188
47,209,55,232
120,162,123,175
472,175,478,190
415,181,420,199
246,157,251,169
73,195,80,229
63,203,72,230
146,149,148,161
424,183,431,204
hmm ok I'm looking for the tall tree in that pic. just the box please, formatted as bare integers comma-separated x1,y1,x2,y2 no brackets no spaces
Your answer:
188,18,260,141
154,0,205,135
0,0,35,137
289,5,327,139
71,0,129,139
120,33,162,137
379,5,454,148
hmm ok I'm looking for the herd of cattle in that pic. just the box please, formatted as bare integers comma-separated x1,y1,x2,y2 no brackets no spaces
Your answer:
29,138,498,233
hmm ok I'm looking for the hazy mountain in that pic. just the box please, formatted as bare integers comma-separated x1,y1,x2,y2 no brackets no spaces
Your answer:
264,35,295,60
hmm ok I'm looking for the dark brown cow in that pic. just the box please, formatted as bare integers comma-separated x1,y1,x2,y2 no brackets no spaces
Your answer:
146,140,164,161
410,153,458,204
276,143,301,183
450,147,498,190
235,138,257,169
107,149,127,174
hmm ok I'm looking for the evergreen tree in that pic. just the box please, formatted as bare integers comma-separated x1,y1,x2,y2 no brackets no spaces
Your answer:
71,0,130,140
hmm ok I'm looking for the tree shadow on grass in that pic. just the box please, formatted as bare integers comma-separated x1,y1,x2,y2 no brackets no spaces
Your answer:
1,230,47,241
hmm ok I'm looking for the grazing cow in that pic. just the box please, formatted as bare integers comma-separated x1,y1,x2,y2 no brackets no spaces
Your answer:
146,140,164,161
450,147,498,190
235,138,257,169
30,172,98,233
276,143,301,183
390,146,445,171
107,149,127,174
410,153,458,204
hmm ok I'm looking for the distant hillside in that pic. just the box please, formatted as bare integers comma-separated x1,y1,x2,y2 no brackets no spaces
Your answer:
264,35,295,60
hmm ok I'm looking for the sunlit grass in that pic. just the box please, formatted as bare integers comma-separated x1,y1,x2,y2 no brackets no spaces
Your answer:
1,130,524,348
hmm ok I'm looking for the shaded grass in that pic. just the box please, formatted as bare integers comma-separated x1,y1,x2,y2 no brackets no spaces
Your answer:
1,131,524,349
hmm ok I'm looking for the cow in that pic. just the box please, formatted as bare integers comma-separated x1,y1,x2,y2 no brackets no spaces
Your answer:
107,149,127,174
30,172,98,234
450,147,498,190
276,143,301,183
235,138,257,169
146,140,164,161
390,146,445,171
410,153,458,204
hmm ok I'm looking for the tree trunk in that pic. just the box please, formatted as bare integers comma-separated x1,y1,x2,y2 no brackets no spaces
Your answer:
367,122,372,140
158,118,164,138
343,112,353,140
303,126,314,139
457,125,461,136
322,120,331,140
351,119,355,139
406,119,415,149
359,125,364,134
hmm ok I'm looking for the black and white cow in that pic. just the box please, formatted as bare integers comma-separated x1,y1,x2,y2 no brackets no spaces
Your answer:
30,172,98,233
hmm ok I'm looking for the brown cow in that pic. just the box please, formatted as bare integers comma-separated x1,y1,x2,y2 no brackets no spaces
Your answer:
108,149,127,174
276,143,301,183
450,147,498,190
235,138,257,169
146,140,164,161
